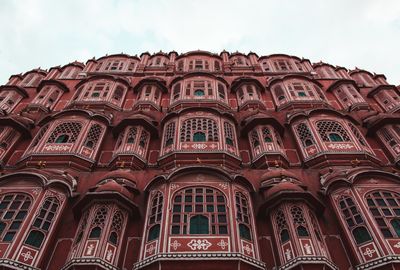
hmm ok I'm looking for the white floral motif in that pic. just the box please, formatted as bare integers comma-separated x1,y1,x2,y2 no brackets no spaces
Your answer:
285,249,292,260
192,143,207,150
146,244,156,255
21,251,33,262
44,144,71,151
242,244,252,255
394,241,400,248
86,244,95,255
219,183,228,190
170,240,181,250
303,243,312,255
170,184,180,191
363,247,376,258
327,143,354,150
106,249,113,261
217,239,229,250
187,239,212,251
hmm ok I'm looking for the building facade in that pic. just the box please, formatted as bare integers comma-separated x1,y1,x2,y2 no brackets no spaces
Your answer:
0,50,399,270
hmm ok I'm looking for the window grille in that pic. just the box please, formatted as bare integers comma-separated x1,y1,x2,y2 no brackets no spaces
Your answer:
339,196,372,245
290,206,309,237
109,211,124,245
180,118,219,142
276,209,290,243
47,122,82,143
89,206,108,239
171,187,228,235
250,130,260,147
366,191,400,238
25,197,59,248
0,193,31,242
84,124,103,149
148,192,163,241
348,123,368,147
296,123,315,147
236,192,252,240
316,121,350,142
224,122,235,146
164,122,175,146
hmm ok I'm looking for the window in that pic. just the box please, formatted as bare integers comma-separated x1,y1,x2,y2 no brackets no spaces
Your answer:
74,212,89,245
290,206,309,237
25,197,59,248
172,83,181,100
236,192,252,241
193,132,206,142
339,196,372,245
164,122,175,147
0,90,22,113
0,193,31,242
296,122,315,147
147,192,163,241
84,124,103,149
273,59,293,71
316,121,350,142
59,66,81,79
224,122,235,146
275,209,290,243
108,211,124,245
171,187,228,235
366,191,400,238
88,206,108,239
180,118,219,142
250,130,260,147
47,122,82,144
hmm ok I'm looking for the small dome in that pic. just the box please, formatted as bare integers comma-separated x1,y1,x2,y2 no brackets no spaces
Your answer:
264,181,304,198
95,180,132,199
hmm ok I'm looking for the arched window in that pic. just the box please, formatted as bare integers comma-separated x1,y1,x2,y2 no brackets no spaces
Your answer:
224,122,235,146
275,209,290,243
236,192,252,241
180,118,219,142
171,187,228,235
126,127,137,144
339,196,372,245
47,122,82,144
296,122,315,147
25,197,59,249
290,206,309,237
88,206,108,240
263,127,273,142
108,211,124,245
84,124,103,149
366,191,400,238
147,192,163,241
316,121,350,142
164,122,175,147
0,193,31,242
250,130,260,147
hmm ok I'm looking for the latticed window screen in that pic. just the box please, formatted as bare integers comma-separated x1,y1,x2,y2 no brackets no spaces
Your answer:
0,128,17,149
275,209,290,243
47,122,82,143
171,187,228,235
296,123,315,147
263,127,272,142
109,211,124,245
290,206,309,237
164,122,175,146
139,130,149,148
148,192,163,241
250,130,260,147
223,122,235,146
126,127,137,144
316,120,350,142
348,123,368,147
25,197,59,248
180,118,219,142
339,196,372,245
84,124,103,149
74,211,89,245
89,206,108,239
236,192,252,240
366,191,400,238
0,193,31,242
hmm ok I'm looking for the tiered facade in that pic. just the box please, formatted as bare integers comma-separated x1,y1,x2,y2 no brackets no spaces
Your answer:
0,50,399,270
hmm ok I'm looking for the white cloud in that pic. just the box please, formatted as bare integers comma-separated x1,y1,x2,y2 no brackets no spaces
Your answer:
0,0,399,84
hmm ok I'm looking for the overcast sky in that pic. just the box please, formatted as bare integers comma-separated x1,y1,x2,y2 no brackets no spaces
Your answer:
0,0,399,84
